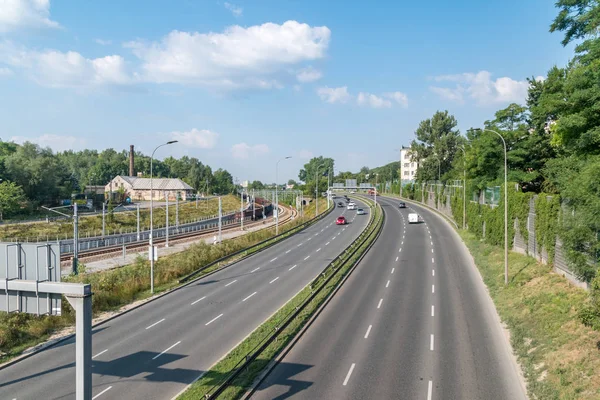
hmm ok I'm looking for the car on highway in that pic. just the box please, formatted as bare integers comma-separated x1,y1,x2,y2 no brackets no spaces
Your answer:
337,202,344,207
347,203,356,210
408,213,423,224
336,216,347,225
398,201,406,208
357,208,366,215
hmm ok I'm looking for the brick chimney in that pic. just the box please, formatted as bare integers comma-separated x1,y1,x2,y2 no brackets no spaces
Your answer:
129,145,134,177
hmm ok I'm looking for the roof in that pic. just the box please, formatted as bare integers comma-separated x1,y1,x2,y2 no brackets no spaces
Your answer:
117,176,194,191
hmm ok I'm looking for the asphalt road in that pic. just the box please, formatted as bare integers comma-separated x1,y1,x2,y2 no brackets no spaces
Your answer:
0,200,370,400
251,196,527,400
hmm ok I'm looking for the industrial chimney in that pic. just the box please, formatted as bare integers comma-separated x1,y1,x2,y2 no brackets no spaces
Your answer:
129,145,135,177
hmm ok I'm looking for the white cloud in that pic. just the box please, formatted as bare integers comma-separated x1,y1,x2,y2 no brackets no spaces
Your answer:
126,20,330,88
430,71,531,105
95,39,112,46
296,66,322,83
317,86,351,103
0,0,61,33
231,143,270,160
383,91,408,107
170,128,218,149
10,134,85,152
0,67,12,76
357,92,392,108
224,2,243,17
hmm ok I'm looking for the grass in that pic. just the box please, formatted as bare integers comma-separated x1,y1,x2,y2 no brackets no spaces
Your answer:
0,195,240,242
178,198,382,399
460,230,600,400
0,198,328,363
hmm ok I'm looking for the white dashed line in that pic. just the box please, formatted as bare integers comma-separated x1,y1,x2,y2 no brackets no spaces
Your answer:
377,298,383,309
432,257,435,263
427,380,433,400
332,236,336,241
364,325,372,339
432,270,435,276
391,268,395,274
316,248,321,252
431,241,433,246
432,285,435,294
297,243,303,247
432,249,434,253
343,363,356,386
92,386,113,400
285,250,291,254
270,257,278,263
145,318,165,330
398,248,402,252
225,279,237,287
386,280,390,288
395,256,399,262
270,277,279,284
430,334,435,351
304,256,310,261
326,242,330,246
191,296,206,305
242,292,257,302
250,267,260,273
401,241,404,245
153,341,182,359
289,264,297,271
92,349,108,359
205,314,223,326
431,305,435,317
307,237,312,241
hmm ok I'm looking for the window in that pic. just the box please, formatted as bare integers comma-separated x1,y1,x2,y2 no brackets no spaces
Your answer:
404,153,410,159
411,171,416,175
411,162,415,167
404,171,409,176
404,163,409,168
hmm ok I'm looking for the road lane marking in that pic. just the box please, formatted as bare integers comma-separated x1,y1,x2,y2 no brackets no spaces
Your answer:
398,248,402,252
270,257,278,262
364,325,372,339
326,242,330,246
391,268,395,274
307,237,312,241
316,248,321,252
92,349,108,359
431,241,433,246
428,380,433,400
242,292,257,302
225,279,238,287
432,270,435,276
432,284,435,294
270,277,280,284
250,267,260,273
432,257,435,263
432,305,435,317
332,236,336,240
401,241,404,245
395,256,399,262
145,318,165,330
315,233,319,236
285,249,291,254
205,314,223,326
191,296,207,305
297,243,303,247
92,386,113,400
343,363,356,386
289,264,297,271
431,334,435,351
377,298,383,309
304,256,310,261
386,280,390,288
432,249,434,253
153,341,182,359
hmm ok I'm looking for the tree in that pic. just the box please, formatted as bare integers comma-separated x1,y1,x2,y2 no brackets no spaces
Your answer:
298,156,334,196
0,181,26,220
248,180,265,190
287,179,297,186
212,169,234,194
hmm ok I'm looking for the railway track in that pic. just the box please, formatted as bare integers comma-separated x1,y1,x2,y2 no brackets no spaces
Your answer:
60,204,296,267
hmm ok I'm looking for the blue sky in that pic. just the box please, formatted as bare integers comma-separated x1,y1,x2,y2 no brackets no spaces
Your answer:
0,0,574,183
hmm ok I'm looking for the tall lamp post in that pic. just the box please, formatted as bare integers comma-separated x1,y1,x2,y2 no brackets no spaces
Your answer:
275,156,292,235
457,145,467,230
149,140,178,294
315,163,325,217
477,128,508,285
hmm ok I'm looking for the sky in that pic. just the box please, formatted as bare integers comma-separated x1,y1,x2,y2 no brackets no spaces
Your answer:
0,0,575,183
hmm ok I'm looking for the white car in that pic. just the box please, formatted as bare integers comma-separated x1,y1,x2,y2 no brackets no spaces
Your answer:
357,208,367,215
408,213,421,224
347,203,356,210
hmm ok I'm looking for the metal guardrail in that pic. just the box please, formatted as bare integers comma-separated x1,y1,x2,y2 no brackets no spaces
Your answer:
200,199,383,399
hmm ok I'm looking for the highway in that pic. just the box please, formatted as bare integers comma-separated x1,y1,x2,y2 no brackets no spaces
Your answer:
0,200,370,400
251,196,527,400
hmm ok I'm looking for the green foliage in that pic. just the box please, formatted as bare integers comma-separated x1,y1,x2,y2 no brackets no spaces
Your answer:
298,156,334,196
534,195,561,263
0,181,26,220
579,274,600,330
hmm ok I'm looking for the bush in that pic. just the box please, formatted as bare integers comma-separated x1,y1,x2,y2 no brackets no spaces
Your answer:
579,275,600,330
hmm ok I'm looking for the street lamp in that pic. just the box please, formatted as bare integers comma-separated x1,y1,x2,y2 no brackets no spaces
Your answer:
476,128,508,285
457,146,467,230
275,156,292,235
315,163,325,217
149,140,177,294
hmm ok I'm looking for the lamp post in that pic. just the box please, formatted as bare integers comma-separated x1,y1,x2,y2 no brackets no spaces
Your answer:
457,146,467,230
477,128,508,285
374,173,378,205
149,140,177,294
315,163,325,217
275,156,292,235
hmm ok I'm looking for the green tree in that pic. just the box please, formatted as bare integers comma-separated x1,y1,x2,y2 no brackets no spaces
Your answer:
0,181,26,220
212,169,234,194
298,156,334,196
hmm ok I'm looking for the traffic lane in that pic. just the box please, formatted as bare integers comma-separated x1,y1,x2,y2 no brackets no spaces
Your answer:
405,201,526,400
252,199,404,399
0,203,370,400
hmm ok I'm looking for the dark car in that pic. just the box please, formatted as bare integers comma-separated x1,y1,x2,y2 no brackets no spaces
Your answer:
338,202,344,207
398,202,406,208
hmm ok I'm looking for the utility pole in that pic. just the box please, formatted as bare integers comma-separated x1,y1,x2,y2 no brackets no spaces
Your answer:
218,196,222,243
102,202,106,237
165,191,169,248
252,188,255,221
136,203,140,241
73,203,79,275
240,190,244,230
176,193,179,230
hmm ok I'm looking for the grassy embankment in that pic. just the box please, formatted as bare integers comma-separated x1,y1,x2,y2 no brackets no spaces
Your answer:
178,198,382,400
0,198,328,363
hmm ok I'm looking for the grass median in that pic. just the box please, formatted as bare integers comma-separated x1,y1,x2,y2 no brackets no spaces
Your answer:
0,198,328,363
178,199,383,400
460,230,600,399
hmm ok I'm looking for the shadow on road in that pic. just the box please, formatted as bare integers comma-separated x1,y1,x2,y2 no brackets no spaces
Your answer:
249,362,314,399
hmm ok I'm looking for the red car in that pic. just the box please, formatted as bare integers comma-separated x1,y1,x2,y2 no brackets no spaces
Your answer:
336,216,347,225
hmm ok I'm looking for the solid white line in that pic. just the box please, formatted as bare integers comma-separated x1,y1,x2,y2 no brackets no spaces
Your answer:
242,292,257,302
431,334,435,351
391,268,395,274
145,318,165,330
285,249,291,254
270,277,279,284
428,380,433,400
395,256,399,262
250,267,260,273
316,248,321,252
386,280,390,288
191,296,206,305
343,363,356,386
205,314,223,326
270,257,278,262
364,325,372,339
153,341,181,359
225,279,237,287
432,270,435,276
92,349,108,359
92,386,113,400
304,256,310,261
289,264,297,271
431,305,435,317
377,298,383,309
326,242,330,246
432,284,435,294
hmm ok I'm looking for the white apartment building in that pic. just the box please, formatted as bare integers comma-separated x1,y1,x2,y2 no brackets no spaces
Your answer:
400,145,418,182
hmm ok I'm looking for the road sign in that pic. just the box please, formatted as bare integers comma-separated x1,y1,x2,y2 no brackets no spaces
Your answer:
0,242,61,316
345,179,357,188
